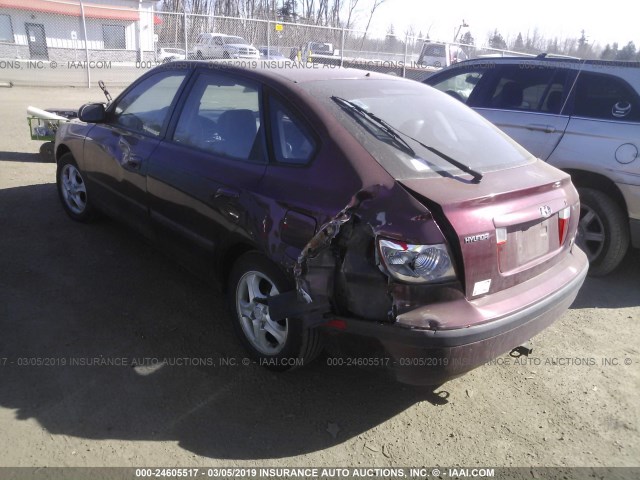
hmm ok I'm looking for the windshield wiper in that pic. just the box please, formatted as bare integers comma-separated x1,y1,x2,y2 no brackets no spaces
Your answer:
331,96,415,157
331,95,483,183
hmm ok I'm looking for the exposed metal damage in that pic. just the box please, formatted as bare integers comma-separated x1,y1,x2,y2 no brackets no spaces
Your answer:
269,184,462,330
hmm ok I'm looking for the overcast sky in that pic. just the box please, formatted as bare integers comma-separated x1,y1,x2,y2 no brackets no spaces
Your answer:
354,0,638,48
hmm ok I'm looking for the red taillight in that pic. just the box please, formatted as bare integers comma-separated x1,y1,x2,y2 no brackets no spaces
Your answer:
558,207,570,245
325,319,347,330
496,227,507,246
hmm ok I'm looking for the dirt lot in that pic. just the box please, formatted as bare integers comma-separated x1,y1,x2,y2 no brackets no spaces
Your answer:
0,86,639,472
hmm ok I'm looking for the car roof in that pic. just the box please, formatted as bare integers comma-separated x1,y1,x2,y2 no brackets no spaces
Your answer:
453,56,640,69
166,61,404,84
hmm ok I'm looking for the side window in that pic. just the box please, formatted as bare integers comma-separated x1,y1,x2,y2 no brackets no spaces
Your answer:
173,72,263,162
572,72,640,122
0,14,14,43
429,68,491,105
269,97,316,165
111,71,187,136
478,65,569,113
102,24,125,49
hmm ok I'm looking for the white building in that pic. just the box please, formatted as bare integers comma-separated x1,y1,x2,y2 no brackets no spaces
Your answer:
0,0,159,62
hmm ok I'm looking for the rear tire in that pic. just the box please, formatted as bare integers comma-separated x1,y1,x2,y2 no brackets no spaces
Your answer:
56,153,97,223
227,252,323,371
577,188,629,276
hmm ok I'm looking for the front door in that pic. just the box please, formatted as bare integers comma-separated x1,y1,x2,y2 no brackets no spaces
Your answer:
83,69,189,237
25,23,48,60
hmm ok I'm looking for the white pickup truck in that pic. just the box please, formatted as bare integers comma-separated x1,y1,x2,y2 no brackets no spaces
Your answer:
192,33,259,60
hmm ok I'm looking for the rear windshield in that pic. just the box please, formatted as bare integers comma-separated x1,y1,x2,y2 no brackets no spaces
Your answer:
423,44,445,56
301,79,534,180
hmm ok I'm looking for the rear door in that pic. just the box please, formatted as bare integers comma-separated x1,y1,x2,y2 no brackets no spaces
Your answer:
82,69,189,237
550,70,640,177
472,64,577,160
146,68,268,273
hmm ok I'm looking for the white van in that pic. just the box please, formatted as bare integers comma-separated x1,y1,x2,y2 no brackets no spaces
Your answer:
418,42,468,68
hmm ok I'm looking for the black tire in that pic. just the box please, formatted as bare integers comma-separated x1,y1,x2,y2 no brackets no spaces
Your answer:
39,142,55,162
56,153,97,223
228,251,323,371
577,188,629,276
223,52,231,59
196,51,203,60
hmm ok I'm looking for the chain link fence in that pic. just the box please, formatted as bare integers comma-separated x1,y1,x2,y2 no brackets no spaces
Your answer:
1,0,539,88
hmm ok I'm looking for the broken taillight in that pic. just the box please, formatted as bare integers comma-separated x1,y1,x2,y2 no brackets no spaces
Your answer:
378,238,456,283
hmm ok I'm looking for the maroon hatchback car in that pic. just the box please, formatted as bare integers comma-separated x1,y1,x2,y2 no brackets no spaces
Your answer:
55,62,588,384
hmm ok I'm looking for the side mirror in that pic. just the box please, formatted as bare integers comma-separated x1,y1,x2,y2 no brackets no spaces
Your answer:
78,103,106,123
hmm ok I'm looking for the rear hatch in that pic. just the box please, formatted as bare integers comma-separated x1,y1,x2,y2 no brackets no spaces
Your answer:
400,160,579,299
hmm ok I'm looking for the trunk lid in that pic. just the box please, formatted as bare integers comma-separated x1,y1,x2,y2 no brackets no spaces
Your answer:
399,160,580,299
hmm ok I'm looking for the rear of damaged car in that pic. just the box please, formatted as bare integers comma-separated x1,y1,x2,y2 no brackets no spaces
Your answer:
270,76,588,385
54,65,587,387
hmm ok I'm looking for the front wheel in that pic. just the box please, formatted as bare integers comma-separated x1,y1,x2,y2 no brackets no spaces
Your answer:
227,252,323,371
56,153,97,222
576,188,629,276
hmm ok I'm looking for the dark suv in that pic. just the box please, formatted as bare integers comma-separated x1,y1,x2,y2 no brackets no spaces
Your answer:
424,56,640,275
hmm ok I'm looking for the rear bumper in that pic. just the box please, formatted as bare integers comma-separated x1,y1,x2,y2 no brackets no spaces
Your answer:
328,248,589,385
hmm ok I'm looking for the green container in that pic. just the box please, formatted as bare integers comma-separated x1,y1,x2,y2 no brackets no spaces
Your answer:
28,116,62,141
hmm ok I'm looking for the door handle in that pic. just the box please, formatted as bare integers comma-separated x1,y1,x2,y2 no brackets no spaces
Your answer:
126,155,142,169
212,187,241,223
526,123,556,133
213,187,240,200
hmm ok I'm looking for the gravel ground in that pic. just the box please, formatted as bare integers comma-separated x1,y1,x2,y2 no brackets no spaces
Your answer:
0,86,639,472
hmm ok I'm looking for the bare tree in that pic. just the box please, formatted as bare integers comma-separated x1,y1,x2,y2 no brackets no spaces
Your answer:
344,0,360,29
360,0,387,49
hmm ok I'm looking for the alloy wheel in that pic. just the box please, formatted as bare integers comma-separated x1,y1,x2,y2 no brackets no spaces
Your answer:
235,271,287,355
60,164,87,215
576,203,605,262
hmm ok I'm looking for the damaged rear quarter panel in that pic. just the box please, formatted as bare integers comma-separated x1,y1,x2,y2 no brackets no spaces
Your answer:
293,182,459,324
252,77,461,326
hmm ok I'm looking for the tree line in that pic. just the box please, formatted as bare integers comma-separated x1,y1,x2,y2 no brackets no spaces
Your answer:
158,1,639,62
160,0,379,29
482,28,639,61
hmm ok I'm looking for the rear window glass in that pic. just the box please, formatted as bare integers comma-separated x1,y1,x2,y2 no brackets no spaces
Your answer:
423,44,445,56
573,72,640,122
301,79,533,180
